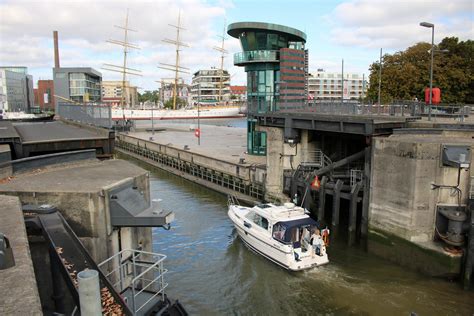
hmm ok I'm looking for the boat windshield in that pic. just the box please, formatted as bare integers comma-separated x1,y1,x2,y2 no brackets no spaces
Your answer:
272,218,318,244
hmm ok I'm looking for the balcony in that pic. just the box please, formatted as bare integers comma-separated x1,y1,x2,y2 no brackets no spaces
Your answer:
234,50,279,66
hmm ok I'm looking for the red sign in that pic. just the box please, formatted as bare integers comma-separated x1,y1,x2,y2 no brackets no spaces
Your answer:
194,128,201,138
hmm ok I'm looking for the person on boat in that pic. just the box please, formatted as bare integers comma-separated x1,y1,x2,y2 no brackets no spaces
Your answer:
310,229,323,257
301,227,311,252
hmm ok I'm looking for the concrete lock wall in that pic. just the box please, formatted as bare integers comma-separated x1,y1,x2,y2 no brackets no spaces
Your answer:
367,132,473,276
10,176,152,261
259,126,313,202
369,135,473,243
118,134,265,184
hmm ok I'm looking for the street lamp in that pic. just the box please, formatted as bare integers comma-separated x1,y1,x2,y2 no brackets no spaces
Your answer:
420,21,434,121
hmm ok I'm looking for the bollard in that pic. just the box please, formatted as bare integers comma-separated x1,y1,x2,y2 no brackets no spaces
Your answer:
78,269,102,315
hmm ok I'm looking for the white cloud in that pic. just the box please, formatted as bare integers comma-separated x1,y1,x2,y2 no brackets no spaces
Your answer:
328,0,473,49
0,0,245,89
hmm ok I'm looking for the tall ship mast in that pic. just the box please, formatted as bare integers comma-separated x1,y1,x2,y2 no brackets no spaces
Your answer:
158,11,190,110
213,21,228,104
102,9,141,111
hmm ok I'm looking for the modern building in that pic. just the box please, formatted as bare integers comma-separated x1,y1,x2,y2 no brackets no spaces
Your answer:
190,68,231,104
101,80,138,107
228,22,308,155
34,80,55,111
0,67,34,113
308,69,368,101
53,67,102,108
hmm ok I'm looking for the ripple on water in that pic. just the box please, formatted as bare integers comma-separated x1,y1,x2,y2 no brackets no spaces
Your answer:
139,164,474,315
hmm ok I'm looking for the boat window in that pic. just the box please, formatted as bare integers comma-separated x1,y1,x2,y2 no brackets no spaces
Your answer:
252,214,268,230
272,223,286,242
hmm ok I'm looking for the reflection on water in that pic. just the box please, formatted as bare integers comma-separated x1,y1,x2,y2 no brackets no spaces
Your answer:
132,158,474,315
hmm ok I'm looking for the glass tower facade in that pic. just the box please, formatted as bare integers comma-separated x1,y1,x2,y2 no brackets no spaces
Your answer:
228,22,307,155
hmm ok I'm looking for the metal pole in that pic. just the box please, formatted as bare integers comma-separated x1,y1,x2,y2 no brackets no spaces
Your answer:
428,26,434,121
341,58,344,104
151,105,154,135
77,269,102,316
377,48,382,114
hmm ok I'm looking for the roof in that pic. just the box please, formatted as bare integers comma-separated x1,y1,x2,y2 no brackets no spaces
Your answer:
254,203,308,222
53,67,102,77
230,86,246,94
227,22,306,42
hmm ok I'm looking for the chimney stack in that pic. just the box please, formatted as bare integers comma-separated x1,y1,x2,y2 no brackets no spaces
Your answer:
53,31,60,68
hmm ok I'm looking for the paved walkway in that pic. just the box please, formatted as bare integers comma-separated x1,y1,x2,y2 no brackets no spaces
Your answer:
130,123,266,167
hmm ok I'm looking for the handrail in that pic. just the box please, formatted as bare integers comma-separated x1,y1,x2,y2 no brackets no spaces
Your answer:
98,248,168,314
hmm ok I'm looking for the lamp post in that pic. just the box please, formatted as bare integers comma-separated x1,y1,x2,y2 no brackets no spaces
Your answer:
420,21,434,121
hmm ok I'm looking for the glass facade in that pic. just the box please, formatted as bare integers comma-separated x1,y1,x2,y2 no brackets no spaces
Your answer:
228,22,306,156
69,72,101,102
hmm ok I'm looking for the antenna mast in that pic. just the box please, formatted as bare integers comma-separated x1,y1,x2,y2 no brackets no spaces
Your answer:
213,21,228,105
103,9,141,113
158,11,190,110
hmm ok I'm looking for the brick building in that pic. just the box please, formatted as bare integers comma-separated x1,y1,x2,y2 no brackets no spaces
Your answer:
34,80,55,111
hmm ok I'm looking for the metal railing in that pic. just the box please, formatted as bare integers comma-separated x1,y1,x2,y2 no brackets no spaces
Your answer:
298,100,473,120
299,149,332,169
350,169,363,187
57,102,113,128
234,50,279,65
98,249,168,314
116,140,265,200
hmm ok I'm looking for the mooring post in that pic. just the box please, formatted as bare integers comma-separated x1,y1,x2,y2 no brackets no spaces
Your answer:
348,182,362,246
361,146,371,239
332,179,343,226
78,269,102,316
318,176,328,222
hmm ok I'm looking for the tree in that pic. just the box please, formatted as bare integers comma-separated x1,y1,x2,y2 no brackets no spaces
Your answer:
164,98,186,109
367,37,473,104
138,90,159,103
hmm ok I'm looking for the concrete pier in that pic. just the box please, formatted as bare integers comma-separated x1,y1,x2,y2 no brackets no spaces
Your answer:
0,158,154,313
0,195,42,315
117,124,266,203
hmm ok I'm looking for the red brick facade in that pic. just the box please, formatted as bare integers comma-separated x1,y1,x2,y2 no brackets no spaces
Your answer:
36,80,55,111
279,48,308,110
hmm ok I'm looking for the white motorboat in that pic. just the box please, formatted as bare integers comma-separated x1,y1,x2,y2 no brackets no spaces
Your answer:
228,200,329,271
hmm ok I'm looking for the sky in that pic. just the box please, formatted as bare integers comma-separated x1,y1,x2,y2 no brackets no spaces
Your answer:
0,0,472,91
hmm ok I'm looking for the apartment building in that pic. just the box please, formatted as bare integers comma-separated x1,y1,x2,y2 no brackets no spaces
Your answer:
190,68,231,104
308,69,367,101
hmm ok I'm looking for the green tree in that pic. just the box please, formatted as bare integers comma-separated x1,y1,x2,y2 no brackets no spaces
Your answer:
367,37,473,104
164,98,186,109
138,90,159,103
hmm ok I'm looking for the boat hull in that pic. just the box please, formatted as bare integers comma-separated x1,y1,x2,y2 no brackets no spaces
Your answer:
228,206,329,271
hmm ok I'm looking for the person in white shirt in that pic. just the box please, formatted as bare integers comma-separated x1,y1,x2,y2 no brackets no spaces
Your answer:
310,229,323,257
